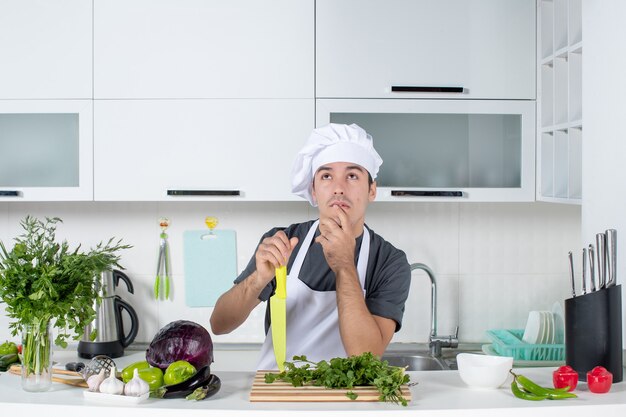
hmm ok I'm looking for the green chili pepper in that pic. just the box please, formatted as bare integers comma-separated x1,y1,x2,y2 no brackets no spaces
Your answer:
511,379,548,401
510,371,577,401
515,372,577,398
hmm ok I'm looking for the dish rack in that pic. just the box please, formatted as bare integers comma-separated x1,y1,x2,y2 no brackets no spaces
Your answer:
486,329,565,361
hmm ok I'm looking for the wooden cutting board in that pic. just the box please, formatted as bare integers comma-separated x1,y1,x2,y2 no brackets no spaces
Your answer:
8,364,88,388
249,371,412,402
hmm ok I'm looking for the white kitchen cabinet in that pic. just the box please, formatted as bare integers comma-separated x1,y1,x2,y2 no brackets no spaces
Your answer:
537,0,582,204
94,0,314,99
0,100,93,201
317,99,536,202
94,99,313,201
0,0,92,99
316,0,536,100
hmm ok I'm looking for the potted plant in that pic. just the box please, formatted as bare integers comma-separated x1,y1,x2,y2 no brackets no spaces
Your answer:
0,216,130,391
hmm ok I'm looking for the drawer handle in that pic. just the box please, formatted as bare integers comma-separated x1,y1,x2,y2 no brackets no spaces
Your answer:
0,190,21,197
167,189,241,196
391,86,464,93
391,190,464,197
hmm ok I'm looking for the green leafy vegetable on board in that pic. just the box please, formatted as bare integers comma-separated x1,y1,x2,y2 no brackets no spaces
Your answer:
264,352,411,406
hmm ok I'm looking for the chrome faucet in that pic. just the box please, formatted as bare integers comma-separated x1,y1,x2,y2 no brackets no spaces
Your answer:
410,263,459,357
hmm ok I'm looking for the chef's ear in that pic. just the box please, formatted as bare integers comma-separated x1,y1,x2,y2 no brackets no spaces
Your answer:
368,180,377,202
311,182,318,205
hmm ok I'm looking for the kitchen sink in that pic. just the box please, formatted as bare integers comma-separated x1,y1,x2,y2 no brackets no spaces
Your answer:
381,353,451,371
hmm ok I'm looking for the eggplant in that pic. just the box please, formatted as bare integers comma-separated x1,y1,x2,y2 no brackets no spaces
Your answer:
154,365,212,398
185,374,221,401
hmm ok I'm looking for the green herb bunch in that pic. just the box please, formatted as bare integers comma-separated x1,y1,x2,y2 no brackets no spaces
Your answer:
264,352,411,406
0,216,131,347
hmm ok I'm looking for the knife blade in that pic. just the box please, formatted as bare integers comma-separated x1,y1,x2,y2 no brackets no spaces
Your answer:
605,229,617,287
582,248,587,295
589,244,597,292
270,265,287,371
568,251,576,298
596,233,607,289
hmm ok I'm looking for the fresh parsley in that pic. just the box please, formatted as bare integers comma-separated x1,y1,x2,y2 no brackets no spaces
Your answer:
264,352,411,406
0,216,131,347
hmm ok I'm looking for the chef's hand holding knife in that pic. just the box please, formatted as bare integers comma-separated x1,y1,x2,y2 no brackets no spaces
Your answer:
210,230,298,335
255,231,299,286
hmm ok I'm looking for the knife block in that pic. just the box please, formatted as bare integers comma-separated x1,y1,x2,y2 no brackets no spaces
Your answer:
564,285,622,382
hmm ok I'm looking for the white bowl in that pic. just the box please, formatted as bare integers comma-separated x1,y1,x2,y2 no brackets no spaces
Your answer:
457,353,513,389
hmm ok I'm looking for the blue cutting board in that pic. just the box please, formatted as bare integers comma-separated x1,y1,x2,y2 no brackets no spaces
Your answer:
183,230,237,307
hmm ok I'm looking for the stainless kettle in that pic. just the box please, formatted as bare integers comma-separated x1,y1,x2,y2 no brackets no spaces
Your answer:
77,270,139,359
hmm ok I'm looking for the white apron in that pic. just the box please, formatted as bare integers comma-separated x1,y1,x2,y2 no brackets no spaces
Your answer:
257,220,370,370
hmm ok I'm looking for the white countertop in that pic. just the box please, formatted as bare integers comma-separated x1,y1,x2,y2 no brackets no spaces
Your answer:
2,350,626,417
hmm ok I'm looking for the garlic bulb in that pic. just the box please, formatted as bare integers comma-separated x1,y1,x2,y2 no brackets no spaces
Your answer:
124,368,150,397
87,368,106,392
99,366,125,395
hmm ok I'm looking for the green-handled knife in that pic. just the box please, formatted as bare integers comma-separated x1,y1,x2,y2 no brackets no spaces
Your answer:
270,265,287,371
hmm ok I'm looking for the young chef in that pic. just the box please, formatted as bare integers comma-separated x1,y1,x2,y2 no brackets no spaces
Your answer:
210,123,411,370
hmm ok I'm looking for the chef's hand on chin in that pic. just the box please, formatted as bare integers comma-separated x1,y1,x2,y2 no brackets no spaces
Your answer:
255,231,298,285
316,206,356,273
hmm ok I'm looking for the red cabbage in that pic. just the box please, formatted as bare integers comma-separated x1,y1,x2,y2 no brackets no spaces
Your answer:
146,320,213,370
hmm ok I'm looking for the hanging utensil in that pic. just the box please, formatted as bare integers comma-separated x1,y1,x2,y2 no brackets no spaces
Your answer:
589,244,597,292
605,229,617,287
154,217,171,300
568,251,576,298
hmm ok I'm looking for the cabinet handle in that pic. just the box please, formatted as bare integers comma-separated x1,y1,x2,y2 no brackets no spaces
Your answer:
391,86,464,93
0,190,21,197
167,190,241,196
391,190,464,197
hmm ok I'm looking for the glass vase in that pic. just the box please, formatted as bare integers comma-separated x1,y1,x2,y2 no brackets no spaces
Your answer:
20,320,53,392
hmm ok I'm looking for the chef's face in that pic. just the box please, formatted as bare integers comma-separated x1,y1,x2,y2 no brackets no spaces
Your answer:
311,161,376,235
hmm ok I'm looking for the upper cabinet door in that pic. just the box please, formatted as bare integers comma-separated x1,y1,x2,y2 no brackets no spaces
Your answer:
0,100,93,201
93,99,313,201
0,0,92,99
316,0,535,100
94,0,314,99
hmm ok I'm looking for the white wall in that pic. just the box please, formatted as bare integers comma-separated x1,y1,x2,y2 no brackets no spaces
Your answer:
582,0,626,337
0,201,580,347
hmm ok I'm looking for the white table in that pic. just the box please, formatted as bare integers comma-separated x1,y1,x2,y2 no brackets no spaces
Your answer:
1,350,626,417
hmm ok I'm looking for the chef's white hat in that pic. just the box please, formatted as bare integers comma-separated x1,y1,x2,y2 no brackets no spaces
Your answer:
291,123,383,206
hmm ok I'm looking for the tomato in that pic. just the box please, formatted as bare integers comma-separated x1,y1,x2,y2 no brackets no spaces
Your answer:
0,341,18,356
553,365,578,391
587,366,613,394
163,360,196,386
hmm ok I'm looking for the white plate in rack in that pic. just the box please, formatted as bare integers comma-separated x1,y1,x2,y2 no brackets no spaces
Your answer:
552,302,565,344
522,311,543,344
83,390,150,404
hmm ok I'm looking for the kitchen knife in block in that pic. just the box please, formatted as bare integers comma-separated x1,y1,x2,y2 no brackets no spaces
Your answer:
271,265,287,371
